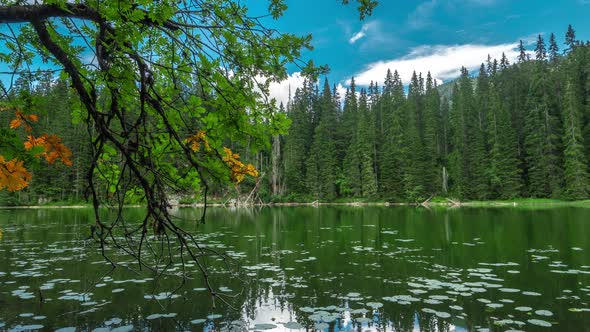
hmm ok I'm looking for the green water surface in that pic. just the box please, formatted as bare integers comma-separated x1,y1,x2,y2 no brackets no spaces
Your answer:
1,206,590,331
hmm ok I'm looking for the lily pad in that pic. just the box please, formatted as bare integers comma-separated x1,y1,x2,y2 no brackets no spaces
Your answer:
253,323,277,330
435,311,451,319
283,322,304,329
366,302,383,309
55,328,76,332
314,323,329,329
528,319,552,327
110,325,134,332
535,310,553,317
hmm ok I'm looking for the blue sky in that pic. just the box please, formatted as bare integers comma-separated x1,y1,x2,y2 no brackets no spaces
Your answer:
252,0,590,103
1,1,588,105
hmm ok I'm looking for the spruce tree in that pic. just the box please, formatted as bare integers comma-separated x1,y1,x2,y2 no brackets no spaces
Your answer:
535,34,547,61
306,79,338,200
423,72,442,195
500,52,510,70
284,79,315,196
565,24,577,53
486,85,522,198
403,72,426,199
518,40,528,63
562,82,590,199
379,70,406,199
341,79,361,197
524,59,563,197
357,89,378,197
549,33,559,62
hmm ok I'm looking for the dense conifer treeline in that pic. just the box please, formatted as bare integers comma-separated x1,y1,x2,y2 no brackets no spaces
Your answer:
276,26,590,202
1,26,589,205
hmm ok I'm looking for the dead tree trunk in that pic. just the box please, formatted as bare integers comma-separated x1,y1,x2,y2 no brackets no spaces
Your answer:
271,135,281,196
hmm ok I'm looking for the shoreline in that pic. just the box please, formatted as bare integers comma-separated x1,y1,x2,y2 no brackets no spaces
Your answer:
1,199,590,209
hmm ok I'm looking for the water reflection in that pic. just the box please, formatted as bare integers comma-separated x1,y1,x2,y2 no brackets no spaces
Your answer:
0,206,589,331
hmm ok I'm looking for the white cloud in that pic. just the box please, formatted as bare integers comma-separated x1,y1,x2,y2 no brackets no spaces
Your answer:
349,30,366,44
261,74,349,107
348,21,380,44
266,72,306,107
335,83,347,100
348,42,520,86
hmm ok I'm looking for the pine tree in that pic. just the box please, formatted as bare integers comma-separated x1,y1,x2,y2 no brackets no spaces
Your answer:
306,79,338,200
343,88,377,198
565,24,577,53
423,72,442,195
284,79,315,196
535,34,547,61
439,97,451,194
357,89,378,197
341,79,361,197
486,85,522,198
549,33,559,62
403,72,426,199
472,64,491,199
562,82,590,199
524,59,563,197
518,40,528,63
500,52,510,70
448,82,465,197
448,67,486,199
379,70,406,199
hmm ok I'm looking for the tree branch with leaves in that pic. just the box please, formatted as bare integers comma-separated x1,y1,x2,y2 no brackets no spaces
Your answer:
0,0,375,303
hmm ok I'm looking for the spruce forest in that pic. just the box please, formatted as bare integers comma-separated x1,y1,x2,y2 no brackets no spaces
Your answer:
2,26,590,205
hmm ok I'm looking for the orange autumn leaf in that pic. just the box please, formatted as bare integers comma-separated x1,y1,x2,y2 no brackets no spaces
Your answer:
9,118,21,129
24,135,45,151
9,111,37,131
0,155,32,192
24,134,73,166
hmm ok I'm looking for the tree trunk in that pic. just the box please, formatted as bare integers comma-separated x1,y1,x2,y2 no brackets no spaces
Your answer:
271,135,281,196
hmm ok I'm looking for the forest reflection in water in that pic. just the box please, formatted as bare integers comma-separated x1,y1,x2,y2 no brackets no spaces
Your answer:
0,206,589,331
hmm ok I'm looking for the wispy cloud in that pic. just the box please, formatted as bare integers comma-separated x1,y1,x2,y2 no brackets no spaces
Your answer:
348,21,379,44
408,0,498,30
407,0,439,30
348,41,520,86
349,30,366,44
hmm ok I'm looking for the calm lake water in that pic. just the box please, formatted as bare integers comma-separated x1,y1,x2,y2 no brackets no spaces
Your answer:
1,206,590,331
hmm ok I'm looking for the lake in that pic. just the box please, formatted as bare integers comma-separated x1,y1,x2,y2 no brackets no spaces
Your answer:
1,206,590,331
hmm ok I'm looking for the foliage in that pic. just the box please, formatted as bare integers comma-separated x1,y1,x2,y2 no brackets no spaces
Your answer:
0,0,378,300
280,27,590,202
